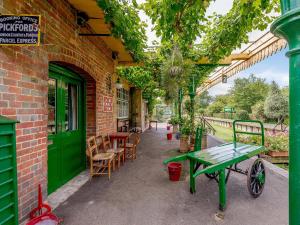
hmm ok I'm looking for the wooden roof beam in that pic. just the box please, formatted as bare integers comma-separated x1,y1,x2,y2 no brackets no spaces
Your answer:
197,53,250,65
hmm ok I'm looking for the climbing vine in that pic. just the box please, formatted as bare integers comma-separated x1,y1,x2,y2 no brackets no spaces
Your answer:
143,0,211,47
117,55,165,115
200,0,280,62
97,0,147,61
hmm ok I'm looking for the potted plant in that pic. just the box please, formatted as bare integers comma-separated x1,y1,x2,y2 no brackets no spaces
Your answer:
168,116,180,133
266,134,289,158
179,118,191,153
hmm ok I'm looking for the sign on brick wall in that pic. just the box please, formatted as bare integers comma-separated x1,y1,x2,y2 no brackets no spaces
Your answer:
103,96,113,112
0,15,41,46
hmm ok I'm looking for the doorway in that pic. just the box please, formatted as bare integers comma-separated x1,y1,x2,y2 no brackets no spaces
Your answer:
47,64,86,194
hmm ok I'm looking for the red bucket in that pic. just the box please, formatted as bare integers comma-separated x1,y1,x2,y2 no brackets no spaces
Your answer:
168,162,182,181
167,133,172,140
167,126,171,130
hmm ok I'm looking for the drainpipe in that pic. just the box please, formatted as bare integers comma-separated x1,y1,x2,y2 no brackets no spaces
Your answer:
271,2,300,225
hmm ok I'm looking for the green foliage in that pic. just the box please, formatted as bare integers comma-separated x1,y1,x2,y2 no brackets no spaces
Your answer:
235,110,250,120
200,0,280,62
117,66,152,89
98,0,147,61
143,0,211,48
180,117,192,136
117,55,166,117
230,74,269,112
155,108,165,122
206,95,232,115
264,81,289,120
168,115,180,126
239,133,288,152
251,101,266,121
198,90,213,109
184,99,192,116
266,134,289,152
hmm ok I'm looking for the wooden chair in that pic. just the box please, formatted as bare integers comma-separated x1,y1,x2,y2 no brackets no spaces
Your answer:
100,134,125,169
123,133,140,161
86,136,115,180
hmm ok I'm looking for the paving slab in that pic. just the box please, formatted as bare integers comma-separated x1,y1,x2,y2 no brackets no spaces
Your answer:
54,124,288,225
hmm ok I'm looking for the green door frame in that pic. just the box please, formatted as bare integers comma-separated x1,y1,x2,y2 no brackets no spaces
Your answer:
48,64,86,194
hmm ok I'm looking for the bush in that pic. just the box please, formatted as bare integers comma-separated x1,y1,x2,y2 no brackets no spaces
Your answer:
235,110,250,120
168,115,181,125
266,133,289,152
238,133,288,152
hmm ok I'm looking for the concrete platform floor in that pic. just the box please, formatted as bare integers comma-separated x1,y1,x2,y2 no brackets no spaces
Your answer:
54,124,288,225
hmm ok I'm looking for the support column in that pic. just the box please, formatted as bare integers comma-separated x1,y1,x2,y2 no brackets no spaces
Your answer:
178,88,183,121
271,4,300,225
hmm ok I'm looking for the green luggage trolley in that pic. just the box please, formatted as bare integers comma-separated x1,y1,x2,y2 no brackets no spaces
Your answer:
164,120,266,211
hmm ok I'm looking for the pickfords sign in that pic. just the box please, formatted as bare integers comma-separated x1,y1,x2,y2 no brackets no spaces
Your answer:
0,15,41,46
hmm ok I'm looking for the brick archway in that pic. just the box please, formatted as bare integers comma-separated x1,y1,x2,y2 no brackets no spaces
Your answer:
49,61,97,138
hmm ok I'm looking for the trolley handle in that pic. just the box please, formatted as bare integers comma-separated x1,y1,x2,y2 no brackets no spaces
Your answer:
233,120,265,146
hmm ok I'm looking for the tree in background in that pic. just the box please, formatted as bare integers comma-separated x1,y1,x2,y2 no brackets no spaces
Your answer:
195,90,213,114
206,94,232,116
230,74,269,112
264,81,288,129
251,100,266,121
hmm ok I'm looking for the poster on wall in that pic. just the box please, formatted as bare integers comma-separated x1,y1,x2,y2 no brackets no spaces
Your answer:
0,15,41,46
103,96,113,112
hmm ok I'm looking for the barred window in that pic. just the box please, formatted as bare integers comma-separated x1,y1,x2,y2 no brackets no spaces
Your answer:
117,88,129,118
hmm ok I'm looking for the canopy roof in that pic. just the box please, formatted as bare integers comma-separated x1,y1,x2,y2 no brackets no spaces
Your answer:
197,32,287,94
68,0,134,63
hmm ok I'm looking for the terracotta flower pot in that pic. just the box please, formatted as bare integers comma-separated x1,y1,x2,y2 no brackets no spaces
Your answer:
268,150,289,158
201,134,208,150
180,136,189,153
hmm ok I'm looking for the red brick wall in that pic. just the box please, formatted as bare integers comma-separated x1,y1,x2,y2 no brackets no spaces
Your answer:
0,0,118,222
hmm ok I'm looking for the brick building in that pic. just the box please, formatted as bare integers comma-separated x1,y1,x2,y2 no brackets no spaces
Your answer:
0,0,148,224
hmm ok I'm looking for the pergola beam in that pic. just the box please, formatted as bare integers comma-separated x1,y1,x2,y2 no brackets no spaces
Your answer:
196,53,250,65
118,53,250,67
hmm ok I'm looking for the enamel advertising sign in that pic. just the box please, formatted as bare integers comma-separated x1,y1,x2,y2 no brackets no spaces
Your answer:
0,15,41,46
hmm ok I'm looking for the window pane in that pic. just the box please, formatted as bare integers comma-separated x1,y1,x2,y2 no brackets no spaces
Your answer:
117,88,129,118
48,79,56,134
64,83,78,131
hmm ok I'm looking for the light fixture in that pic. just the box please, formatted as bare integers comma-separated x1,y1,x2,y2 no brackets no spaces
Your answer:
115,77,123,89
222,74,227,83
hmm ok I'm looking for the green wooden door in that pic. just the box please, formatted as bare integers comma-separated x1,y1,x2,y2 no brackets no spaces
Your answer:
0,116,18,225
47,65,86,194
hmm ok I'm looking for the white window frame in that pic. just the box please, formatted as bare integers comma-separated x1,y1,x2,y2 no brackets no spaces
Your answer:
117,88,129,118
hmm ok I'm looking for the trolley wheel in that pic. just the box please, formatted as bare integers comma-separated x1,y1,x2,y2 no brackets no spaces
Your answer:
247,158,266,198
203,165,217,179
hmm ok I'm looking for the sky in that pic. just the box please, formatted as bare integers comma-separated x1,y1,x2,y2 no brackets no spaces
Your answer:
136,0,289,96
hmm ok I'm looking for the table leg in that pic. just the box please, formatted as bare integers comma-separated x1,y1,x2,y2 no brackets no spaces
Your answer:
156,122,157,130
219,169,226,211
190,159,196,194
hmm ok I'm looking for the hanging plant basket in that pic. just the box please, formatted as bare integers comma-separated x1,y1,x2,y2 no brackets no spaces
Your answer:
169,66,183,77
